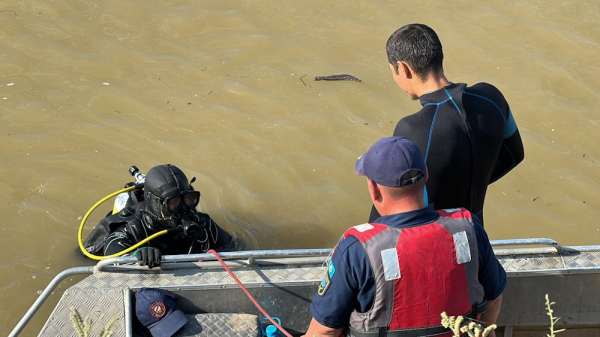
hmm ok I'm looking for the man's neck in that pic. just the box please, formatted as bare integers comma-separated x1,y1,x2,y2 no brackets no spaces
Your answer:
378,196,425,216
414,72,450,98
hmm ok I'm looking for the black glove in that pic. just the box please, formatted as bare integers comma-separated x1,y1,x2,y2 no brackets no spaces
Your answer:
134,247,162,268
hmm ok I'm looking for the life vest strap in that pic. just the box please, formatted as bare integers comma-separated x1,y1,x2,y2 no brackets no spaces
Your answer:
347,302,485,337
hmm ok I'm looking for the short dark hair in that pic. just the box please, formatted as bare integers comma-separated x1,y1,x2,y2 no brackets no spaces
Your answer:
386,24,444,80
380,170,425,199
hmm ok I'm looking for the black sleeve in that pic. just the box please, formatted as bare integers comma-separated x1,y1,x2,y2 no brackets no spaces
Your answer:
103,224,135,256
476,84,524,184
198,212,235,251
490,129,524,184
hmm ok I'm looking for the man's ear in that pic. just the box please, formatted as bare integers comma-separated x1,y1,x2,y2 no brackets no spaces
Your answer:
399,61,413,80
367,179,381,202
390,62,400,75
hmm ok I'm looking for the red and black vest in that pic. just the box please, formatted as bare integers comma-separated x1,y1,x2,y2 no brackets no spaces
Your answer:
345,208,485,337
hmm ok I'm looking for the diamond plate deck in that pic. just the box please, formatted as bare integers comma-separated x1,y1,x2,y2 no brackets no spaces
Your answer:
497,250,600,273
175,313,258,337
38,288,125,337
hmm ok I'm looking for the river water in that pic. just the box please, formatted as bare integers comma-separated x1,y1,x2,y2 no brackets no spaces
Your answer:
1,0,599,334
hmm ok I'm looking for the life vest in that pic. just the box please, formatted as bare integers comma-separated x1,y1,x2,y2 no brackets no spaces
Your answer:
344,208,485,337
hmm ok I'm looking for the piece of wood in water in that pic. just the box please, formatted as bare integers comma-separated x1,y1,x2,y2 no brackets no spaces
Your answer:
314,74,362,82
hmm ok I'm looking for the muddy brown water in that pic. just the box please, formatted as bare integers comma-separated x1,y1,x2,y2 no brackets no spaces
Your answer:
1,0,599,334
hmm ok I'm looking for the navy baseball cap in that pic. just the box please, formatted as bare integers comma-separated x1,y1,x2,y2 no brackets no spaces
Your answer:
355,136,426,187
135,288,188,337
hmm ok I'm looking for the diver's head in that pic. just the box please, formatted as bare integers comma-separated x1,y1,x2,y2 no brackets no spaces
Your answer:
143,164,200,227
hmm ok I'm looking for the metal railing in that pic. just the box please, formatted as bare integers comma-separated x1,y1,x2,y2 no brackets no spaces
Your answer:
96,248,332,272
491,238,564,252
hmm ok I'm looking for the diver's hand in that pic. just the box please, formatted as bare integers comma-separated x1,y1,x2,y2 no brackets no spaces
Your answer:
134,247,162,268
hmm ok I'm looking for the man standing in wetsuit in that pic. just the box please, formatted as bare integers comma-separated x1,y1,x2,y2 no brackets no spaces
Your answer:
369,23,524,224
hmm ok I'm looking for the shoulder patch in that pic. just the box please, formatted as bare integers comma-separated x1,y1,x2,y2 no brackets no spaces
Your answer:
317,273,331,296
328,259,336,278
353,223,374,232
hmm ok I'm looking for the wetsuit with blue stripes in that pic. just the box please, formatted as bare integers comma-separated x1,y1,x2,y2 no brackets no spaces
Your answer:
369,83,524,225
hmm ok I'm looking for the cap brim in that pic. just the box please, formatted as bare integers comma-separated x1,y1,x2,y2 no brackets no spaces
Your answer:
149,309,188,337
355,153,367,176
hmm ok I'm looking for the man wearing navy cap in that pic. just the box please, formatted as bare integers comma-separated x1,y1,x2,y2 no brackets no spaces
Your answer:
304,137,506,337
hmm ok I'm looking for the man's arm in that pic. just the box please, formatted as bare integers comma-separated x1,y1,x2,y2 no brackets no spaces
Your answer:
307,237,374,335
490,110,524,184
482,294,502,325
103,224,162,268
303,318,343,337
103,225,134,256
199,212,236,251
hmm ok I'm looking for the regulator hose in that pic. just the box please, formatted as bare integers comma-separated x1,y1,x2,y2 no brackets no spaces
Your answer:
78,185,169,260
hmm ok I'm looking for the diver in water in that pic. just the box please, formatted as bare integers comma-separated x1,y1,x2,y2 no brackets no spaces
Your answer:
83,164,237,268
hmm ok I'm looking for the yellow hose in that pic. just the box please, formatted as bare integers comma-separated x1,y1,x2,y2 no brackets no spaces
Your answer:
78,185,168,260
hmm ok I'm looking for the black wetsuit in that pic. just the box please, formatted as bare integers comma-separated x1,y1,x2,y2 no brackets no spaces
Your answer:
84,202,236,256
369,83,524,224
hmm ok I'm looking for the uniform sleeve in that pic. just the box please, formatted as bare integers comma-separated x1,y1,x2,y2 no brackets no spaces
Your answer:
310,236,375,329
473,220,507,300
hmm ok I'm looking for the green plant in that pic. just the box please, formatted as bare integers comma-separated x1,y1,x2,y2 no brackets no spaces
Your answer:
545,294,566,337
441,312,496,337
70,307,117,337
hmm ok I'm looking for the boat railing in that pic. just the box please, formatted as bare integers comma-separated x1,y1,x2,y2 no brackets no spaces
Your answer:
96,248,334,272
95,238,579,272
491,238,565,255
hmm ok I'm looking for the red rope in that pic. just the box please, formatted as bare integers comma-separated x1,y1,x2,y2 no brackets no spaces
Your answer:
206,250,293,337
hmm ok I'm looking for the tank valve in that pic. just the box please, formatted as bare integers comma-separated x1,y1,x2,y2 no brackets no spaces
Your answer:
129,165,146,184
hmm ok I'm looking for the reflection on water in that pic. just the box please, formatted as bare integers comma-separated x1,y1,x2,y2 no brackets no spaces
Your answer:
1,0,599,333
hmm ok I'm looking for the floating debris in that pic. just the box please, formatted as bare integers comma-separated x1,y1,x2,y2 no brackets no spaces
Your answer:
314,74,361,82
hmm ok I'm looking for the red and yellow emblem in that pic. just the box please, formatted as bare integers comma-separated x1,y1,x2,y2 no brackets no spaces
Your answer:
150,301,166,318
